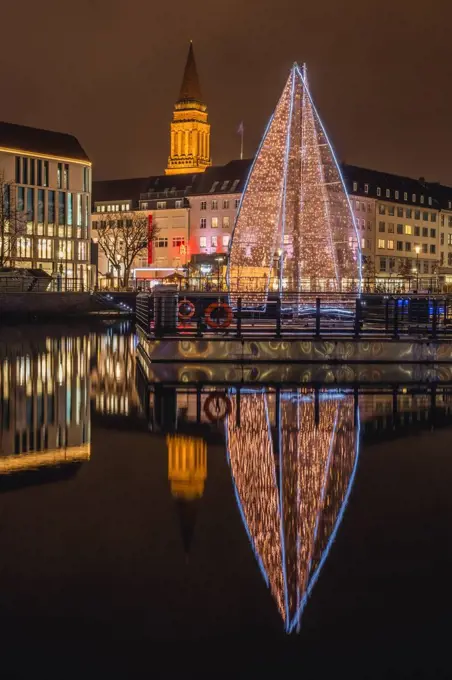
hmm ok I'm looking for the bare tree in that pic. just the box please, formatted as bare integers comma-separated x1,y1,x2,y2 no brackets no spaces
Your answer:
398,257,413,277
96,211,159,288
0,173,27,268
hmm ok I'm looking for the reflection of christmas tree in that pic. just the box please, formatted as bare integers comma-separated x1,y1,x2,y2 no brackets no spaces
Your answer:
226,391,359,633
228,64,361,302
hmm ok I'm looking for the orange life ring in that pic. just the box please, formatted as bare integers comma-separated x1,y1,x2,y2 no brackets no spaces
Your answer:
204,302,233,329
204,392,232,422
178,299,195,320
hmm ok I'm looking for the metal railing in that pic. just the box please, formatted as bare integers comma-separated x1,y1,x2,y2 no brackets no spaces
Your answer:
136,291,452,340
0,275,90,293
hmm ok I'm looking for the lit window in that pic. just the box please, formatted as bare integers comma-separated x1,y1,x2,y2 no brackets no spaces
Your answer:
223,216,230,228
211,217,219,228
361,237,366,249
175,200,183,208
377,187,381,196
364,184,369,194
96,206,101,212
378,239,385,249
211,235,218,247
223,199,229,209
387,240,394,250
395,191,399,200
428,197,432,206
157,201,166,209
412,194,416,202
386,189,390,198
101,205,105,212
353,181,358,191
200,236,207,248
121,204,126,211
200,218,207,229
420,195,424,204
404,192,408,201
379,205,385,215
405,225,412,235
107,205,111,212
211,200,218,210
222,234,230,247
449,201,452,210
126,203,130,210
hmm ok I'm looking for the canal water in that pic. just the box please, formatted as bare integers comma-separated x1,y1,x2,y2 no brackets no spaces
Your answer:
0,321,451,678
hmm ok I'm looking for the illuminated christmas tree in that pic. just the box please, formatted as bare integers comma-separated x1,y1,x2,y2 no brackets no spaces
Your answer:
228,64,361,302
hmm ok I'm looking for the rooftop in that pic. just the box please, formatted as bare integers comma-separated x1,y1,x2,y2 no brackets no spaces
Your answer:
0,121,90,162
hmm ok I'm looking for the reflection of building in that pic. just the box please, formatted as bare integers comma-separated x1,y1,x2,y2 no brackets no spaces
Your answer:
226,390,359,633
0,335,91,472
90,328,139,417
167,434,207,556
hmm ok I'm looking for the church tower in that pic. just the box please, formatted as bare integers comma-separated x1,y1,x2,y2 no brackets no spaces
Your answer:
165,42,212,175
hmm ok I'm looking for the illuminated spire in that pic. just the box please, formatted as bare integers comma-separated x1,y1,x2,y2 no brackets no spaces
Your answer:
228,63,361,302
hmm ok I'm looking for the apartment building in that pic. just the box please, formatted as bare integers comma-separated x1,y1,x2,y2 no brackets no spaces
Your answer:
0,121,92,287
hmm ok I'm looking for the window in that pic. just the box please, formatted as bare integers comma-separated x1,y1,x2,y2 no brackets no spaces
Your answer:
37,160,42,186
367,203,371,212
364,184,369,194
156,201,166,209
430,245,436,254
441,233,445,245
37,189,44,224
37,238,52,259
423,261,429,274
405,242,411,252
422,243,428,254
395,191,399,200
441,215,445,226
211,235,218,248
361,219,366,229
77,194,82,227
430,228,436,238
379,222,385,232
378,205,385,215
388,206,394,216
420,195,424,204
361,237,366,249
367,221,372,230
223,216,230,228
155,238,168,248
406,208,412,218
126,219,132,227
211,200,218,210
386,189,390,198
58,240,73,260
235,199,240,209
379,257,386,272
63,164,69,189
26,188,34,223
101,205,105,212
67,193,73,225
377,187,381,196
230,179,240,192
449,202,452,210
141,202,148,210
209,182,219,193
175,200,183,208
449,217,452,227
397,241,403,251
17,186,24,211
412,194,416,202
448,234,452,246
78,241,87,261
422,227,428,237
388,223,394,233
428,197,432,206
43,161,49,188
222,234,230,247
220,181,229,191
361,202,365,212
211,217,219,228
29,159,35,186
397,224,403,234
355,202,360,212
422,211,429,221
405,225,412,235
200,201,207,210
449,253,452,266
378,239,385,249
404,192,408,201
16,237,32,258
15,156,21,183
57,163,62,189
431,213,437,223
58,193,65,226
441,253,445,266
22,158,28,184
353,181,358,191
172,237,185,247
414,210,421,220
397,207,403,217
200,236,207,248
126,203,130,210
48,191,55,223
223,199,230,209
200,218,207,229
387,240,394,250
414,226,420,236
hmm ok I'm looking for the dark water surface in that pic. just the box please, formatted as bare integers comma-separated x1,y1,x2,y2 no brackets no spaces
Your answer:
0,322,451,678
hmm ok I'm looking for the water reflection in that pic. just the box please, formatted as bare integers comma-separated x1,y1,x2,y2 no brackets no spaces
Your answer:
0,335,91,481
226,389,359,633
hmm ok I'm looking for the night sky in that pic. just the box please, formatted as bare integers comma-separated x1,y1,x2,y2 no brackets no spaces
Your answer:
2,0,451,183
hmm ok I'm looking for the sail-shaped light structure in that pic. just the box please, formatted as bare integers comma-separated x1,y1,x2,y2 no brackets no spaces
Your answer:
228,64,361,305
225,389,360,633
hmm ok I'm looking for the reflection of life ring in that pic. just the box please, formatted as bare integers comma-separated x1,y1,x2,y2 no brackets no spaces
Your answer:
204,392,232,422
205,302,233,329
178,299,195,320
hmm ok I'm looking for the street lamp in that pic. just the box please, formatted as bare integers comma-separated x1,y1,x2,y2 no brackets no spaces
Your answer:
414,245,421,291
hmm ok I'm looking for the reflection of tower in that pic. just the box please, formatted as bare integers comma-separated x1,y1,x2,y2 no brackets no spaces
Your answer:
226,390,359,633
167,435,207,557
165,42,211,176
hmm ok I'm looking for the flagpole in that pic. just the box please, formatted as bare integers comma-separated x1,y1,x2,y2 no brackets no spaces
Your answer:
238,122,244,160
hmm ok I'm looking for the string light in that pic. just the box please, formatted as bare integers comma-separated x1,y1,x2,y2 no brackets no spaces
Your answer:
226,390,359,632
228,64,361,307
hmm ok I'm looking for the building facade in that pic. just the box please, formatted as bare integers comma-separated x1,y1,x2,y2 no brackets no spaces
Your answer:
0,121,92,288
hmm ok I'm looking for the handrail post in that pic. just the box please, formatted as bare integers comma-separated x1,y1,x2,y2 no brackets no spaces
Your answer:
276,296,281,337
237,297,242,338
315,297,321,337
